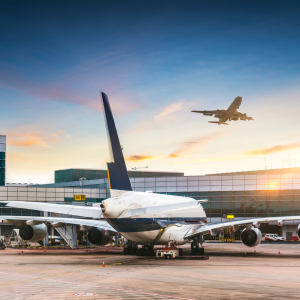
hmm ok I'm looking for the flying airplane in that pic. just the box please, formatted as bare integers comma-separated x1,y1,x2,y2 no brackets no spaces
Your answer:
191,96,254,125
3,92,300,257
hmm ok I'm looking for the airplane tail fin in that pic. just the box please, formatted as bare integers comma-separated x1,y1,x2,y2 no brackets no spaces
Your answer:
101,92,132,196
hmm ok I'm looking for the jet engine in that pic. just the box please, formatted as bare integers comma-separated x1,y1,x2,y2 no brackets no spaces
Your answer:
19,224,48,242
241,227,262,247
297,224,300,239
87,227,116,246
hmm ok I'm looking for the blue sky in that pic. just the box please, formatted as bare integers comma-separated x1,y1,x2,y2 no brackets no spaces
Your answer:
1,1,300,183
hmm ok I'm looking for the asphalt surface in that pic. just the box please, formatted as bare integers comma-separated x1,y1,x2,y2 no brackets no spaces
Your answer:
0,242,300,300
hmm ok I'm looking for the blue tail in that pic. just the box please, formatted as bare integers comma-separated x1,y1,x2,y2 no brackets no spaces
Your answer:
101,92,132,192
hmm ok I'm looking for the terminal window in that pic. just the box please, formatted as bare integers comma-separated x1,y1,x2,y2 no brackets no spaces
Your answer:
0,152,5,186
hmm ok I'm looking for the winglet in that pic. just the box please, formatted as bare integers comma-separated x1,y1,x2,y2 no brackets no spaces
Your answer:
101,92,132,194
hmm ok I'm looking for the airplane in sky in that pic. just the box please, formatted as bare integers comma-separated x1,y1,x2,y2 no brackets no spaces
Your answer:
191,96,254,125
3,92,300,256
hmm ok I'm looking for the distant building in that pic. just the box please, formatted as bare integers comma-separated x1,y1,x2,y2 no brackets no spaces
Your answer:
55,168,184,183
0,135,5,186
1,164,300,240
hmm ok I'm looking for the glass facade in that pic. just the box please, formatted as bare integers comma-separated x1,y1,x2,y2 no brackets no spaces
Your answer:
3,171,300,222
129,173,300,221
0,135,5,186
55,168,184,183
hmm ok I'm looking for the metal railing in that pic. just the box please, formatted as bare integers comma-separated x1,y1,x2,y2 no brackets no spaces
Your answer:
55,227,75,249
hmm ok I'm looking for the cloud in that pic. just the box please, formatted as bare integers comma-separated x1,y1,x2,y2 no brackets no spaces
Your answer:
0,72,142,115
129,100,190,134
125,155,159,161
244,141,300,156
169,132,227,158
154,101,186,120
6,130,68,147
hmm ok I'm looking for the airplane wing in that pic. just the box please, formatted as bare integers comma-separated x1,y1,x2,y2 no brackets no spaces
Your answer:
235,111,254,121
191,109,226,116
0,215,116,232
1,201,102,219
185,215,300,239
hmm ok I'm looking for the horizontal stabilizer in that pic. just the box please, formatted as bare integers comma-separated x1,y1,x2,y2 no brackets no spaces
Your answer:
118,201,198,218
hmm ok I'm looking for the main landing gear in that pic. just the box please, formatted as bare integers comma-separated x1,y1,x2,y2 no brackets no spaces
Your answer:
123,241,155,256
137,245,154,256
123,241,138,255
191,236,205,255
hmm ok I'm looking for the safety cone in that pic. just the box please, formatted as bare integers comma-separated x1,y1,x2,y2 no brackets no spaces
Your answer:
102,261,105,267
18,252,20,255
245,252,247,256
21,250,23,253
278,251,281,255
254,249,256,253
44,249,46,252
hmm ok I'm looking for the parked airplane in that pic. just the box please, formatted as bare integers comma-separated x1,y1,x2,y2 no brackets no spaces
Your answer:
3,92,300,256
192,96,254,125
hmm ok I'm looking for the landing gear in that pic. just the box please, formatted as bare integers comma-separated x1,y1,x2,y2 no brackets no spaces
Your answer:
191,236,205,255
123,241,138,255
137,245,154,256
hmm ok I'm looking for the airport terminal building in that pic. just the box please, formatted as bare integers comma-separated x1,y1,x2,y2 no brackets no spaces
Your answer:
1,166,300,240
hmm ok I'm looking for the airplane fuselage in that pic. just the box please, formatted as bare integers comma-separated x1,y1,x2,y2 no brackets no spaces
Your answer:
218,96,242,124
101,191,206,245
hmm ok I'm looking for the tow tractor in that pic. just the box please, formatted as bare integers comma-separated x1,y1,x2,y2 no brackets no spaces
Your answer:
156,241,209,260
156,241,182,259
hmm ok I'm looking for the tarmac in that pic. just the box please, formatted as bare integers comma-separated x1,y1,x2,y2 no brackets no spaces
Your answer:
0,242,300,300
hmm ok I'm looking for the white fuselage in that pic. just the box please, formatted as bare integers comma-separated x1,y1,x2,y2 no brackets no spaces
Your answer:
101,190,206,245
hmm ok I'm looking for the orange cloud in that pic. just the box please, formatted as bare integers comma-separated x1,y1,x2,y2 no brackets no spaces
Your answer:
244,142,300,156
169,132,227,158
6,131,68,147
125,155,158,161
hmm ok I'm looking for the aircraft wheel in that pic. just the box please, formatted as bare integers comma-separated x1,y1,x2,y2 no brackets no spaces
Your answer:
198,248,204,255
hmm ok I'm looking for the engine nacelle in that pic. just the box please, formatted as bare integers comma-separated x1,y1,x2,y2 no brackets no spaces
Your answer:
19,224,48,242
241,227,262,247
297,224,300,239
87,227,116,246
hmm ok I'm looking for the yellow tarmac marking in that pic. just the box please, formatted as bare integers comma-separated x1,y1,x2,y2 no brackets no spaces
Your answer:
0,258,139,287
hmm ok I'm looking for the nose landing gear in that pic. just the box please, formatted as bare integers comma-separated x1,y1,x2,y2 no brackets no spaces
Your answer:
191,236,205,255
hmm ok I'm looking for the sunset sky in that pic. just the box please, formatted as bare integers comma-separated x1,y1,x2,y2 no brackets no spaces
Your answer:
1,0,300,183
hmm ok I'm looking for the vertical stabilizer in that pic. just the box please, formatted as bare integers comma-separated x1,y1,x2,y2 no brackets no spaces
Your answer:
101,92,132,194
